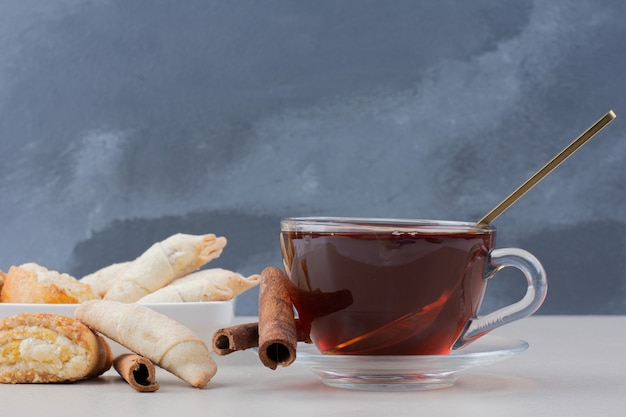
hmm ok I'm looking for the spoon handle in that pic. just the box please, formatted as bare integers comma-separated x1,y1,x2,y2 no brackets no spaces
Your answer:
477,110,617,226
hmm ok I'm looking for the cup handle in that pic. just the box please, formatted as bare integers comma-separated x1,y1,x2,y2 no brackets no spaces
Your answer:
454,248,548,350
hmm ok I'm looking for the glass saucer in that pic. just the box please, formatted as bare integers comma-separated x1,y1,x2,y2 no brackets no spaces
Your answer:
295,335,528,391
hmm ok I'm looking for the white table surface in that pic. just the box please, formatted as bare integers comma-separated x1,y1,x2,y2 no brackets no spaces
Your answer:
2,315,626,417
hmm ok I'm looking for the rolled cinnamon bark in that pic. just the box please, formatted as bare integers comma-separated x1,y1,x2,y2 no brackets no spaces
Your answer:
212,320,311,356
257,266,298,369
113,354,159,392
212,322,259,355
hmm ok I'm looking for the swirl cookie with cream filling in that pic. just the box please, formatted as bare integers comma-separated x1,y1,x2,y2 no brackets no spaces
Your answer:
0,313,112,383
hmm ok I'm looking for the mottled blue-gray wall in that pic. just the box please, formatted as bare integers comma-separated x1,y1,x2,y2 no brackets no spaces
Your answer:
1,1,625,315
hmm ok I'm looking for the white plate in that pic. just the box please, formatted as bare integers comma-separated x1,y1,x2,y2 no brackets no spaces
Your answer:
295,335,528,391
0,300,235,355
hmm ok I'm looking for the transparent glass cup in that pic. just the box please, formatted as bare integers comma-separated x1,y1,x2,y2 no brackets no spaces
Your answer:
280,217,547,355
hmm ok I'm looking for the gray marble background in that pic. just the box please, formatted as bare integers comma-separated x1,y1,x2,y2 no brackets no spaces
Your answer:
1,1,625,315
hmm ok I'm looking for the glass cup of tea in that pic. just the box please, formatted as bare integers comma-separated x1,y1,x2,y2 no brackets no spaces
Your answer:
280,217,547,355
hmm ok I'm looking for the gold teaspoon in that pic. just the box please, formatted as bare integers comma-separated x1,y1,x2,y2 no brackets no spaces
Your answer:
477,110,617,226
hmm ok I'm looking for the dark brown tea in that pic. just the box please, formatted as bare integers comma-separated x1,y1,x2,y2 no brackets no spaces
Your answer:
281,227,495,355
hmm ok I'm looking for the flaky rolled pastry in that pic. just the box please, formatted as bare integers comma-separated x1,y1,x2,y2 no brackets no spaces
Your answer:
0,313,113,383
138,268,259,303
1,263,99,304
75,300,217,388
171,268,260,297
80,262,131,298
137,280,233,303
104,233,227,303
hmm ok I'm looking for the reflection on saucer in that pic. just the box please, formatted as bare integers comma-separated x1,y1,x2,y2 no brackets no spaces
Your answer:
295,335,528,391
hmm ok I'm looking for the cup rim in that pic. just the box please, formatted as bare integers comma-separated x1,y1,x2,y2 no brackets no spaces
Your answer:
280,216,495,234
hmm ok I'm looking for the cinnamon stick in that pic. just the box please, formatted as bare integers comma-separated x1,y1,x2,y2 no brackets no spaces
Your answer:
212,322,259,355
113,353,159,392
257,266,298,369
212,320,311,356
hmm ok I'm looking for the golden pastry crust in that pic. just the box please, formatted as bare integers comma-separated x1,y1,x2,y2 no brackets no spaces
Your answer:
0,313,113,383
1,263,99,304
0,270,5,297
